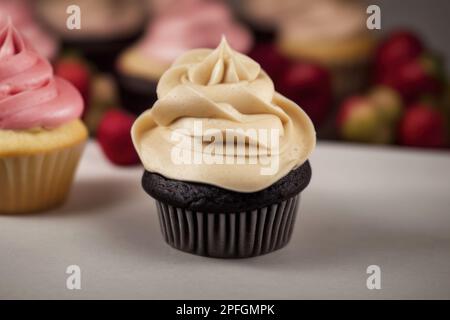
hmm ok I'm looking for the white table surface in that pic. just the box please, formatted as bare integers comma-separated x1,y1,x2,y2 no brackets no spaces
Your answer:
1,141,449,299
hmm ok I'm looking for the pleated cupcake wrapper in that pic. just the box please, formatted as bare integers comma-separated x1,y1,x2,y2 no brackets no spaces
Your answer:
155,195,300,258
0,142,85,214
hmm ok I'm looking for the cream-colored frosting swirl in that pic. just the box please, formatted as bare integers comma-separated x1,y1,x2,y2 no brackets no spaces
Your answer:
132,38,315,192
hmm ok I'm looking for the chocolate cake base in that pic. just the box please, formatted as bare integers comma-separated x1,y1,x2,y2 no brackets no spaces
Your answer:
142,161,312,258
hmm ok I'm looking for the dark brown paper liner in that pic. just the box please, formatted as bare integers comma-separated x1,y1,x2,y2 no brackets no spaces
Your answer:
155,195,300,258
115,73,158,116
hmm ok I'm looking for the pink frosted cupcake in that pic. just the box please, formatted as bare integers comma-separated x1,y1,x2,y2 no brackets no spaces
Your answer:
0,19,87,214
116,0,253,115
0,0,58,60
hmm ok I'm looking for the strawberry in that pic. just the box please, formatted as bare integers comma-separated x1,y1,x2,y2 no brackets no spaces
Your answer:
97,110,140,166
278,62,332,126
374,30,424,81
249,42,290,80
398,103,447,148
380,56,444,103
55,56,91,115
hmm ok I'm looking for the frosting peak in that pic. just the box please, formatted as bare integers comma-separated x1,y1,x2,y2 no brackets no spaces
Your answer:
0,18,22,58
0,1,58,60
0,20,83,130
118,0,253,80
188,37,259,85
132,38,315,192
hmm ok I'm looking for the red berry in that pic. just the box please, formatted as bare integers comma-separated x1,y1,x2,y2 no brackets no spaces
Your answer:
55,58,91,110
381,58,442,103
374,30,424,78
398,103,447,148
97,110,140,166
278,62,332,126
249,42,290,80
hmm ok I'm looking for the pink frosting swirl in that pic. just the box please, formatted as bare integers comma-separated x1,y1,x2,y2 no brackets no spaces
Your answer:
0,0,58,60
137,0,253,63
0,19,83,130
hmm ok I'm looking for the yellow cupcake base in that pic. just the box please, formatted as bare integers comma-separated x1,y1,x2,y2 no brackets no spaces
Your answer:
0,120,87,214
117,48,169,81
277,33,377,66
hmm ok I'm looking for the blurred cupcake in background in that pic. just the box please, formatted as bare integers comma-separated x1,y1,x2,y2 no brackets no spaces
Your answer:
0,0,58,60
231,0,304,44
231,0,279,43
84,73,120,135
34,0,148,71
116,0,252,115
277,0,377,99
148,0,179,15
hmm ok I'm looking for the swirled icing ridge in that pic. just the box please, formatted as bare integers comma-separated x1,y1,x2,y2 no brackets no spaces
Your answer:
0,19,83,130
132,38,315,192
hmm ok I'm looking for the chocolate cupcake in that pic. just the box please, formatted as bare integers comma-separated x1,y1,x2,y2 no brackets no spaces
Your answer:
116,0,252,115
232,0,310,44
34,0,148,71
231,0,282,44
132,38,316,258
142,162,311,258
